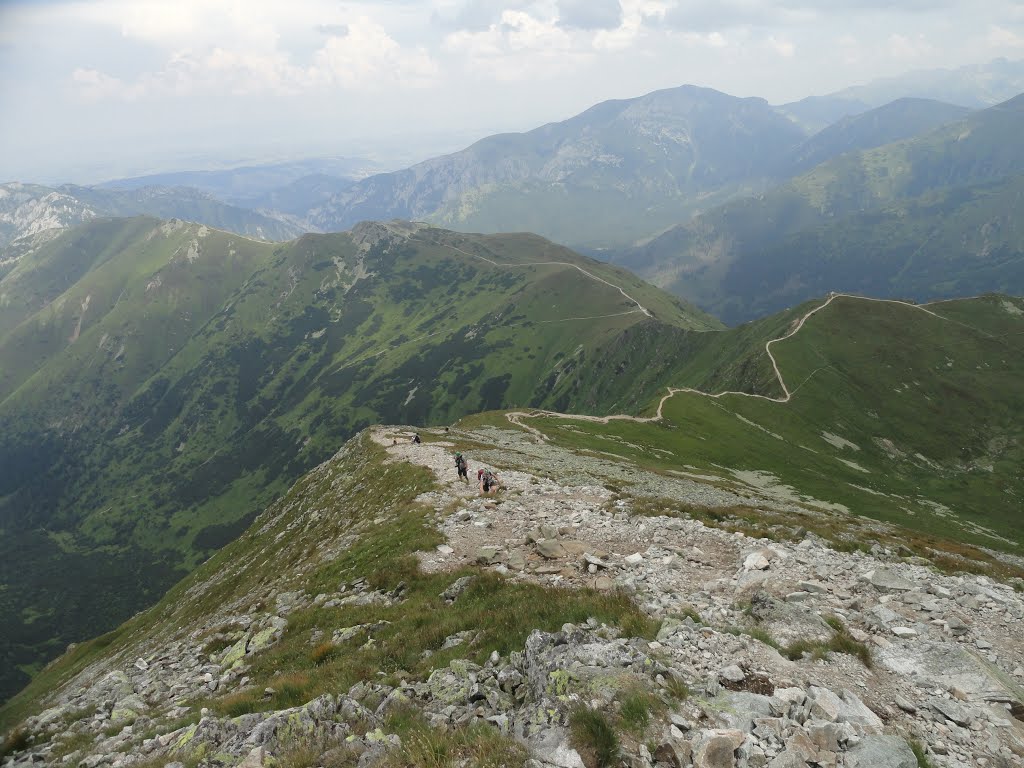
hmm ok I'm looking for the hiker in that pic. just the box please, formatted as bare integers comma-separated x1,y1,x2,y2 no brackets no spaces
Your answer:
412,433,421,444
454,452,469,483
478,467,500,495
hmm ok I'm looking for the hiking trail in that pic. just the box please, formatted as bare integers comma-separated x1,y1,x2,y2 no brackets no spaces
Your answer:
505,292,962,437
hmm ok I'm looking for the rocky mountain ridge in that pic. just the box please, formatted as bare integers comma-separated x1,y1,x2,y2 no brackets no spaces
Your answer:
0,183,303,248
305,85,808,248
4,424,1022,768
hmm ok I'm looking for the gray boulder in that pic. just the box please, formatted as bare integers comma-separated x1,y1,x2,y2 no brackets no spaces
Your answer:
868,569,915,592
844,735,918,768
692,729,744,768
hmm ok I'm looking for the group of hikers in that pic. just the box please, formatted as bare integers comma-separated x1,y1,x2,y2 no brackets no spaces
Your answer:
399,431,501,495
455,451,500,494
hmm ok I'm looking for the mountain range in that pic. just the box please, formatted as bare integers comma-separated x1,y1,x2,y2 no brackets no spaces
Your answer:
0,183,303,248
4,63,1023,308
779,56,1024,131
613,93,1024,324
97,156,377,207
304,85,808,248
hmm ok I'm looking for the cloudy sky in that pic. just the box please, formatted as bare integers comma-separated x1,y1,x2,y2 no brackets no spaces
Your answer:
1,0,1022,183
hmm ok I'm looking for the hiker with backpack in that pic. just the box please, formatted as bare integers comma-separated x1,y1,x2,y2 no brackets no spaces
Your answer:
454,452,469,483
477,467,500,495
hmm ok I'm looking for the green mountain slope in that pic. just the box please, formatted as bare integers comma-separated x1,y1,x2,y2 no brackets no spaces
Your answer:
707,174,1024,322
783,97,971,176
508,293,1024,554
308,85,808,248
616,93,1024,323
0,217,720,703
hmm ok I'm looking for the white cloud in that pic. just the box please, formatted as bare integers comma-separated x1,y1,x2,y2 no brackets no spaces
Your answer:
64,7,438,100
836,34,862,66
673,30,730,49
310,17,438,89
886,32,933,61
442,9,581,79
768,35,794,57
989,24,1024,50
593,0,671,51
71,67,137,102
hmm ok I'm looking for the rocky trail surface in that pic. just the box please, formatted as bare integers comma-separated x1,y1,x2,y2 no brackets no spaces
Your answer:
4,425,1023,768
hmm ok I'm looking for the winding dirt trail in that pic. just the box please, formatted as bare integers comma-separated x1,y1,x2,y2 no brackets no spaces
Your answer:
505,292,960,437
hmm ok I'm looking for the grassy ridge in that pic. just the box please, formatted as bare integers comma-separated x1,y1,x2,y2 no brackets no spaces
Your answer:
510,294,1024,554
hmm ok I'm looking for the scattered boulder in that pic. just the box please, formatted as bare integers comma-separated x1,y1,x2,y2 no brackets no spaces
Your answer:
844,735,918,768
441,576,476,603
743,553,770,571
537,540,567,559
867,568,916,592
476,546,502,565
692,729,745,768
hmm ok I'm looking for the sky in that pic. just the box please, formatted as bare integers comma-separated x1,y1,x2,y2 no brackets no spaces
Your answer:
1,0,1023,183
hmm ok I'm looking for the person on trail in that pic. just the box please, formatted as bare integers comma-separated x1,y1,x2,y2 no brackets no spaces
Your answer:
455,452,469,483
478,467,500,495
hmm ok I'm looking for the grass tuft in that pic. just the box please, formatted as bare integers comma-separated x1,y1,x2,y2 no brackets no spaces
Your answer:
50,731,96,761
277,732,358,768
778,616,872,668
211,689,261,718
619,689,663,734
379,720,528,768
663,674,690,702
310,641,341,666
569,707,619,768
